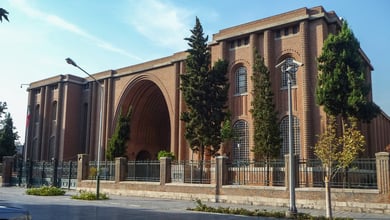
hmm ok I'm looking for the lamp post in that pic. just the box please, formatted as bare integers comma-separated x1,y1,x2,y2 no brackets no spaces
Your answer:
276,58,303,215
66,57,104,200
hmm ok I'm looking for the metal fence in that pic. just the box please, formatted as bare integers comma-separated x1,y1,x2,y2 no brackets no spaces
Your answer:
298,159,377,189
171,160,214,184
88,161,116,181
227,160,285,186
7,159,78,189
126,160,160,182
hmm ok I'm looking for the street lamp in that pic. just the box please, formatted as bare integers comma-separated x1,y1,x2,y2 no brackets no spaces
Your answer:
276,58,303,215
66,57,104,199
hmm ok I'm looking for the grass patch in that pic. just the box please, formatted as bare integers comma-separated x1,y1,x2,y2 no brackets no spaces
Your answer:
26,186,66,196
188,199,353,220
71,190,109,200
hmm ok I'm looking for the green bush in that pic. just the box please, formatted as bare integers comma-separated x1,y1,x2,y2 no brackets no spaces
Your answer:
157,150,175,160
71,190,109,200
26,186,66,196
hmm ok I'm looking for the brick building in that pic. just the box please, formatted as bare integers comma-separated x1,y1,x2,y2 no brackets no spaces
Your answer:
24,6,390,162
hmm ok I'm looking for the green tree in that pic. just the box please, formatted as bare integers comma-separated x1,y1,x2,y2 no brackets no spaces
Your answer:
316,21,380,125
250,49,281,161
315,21,372,218
0,113,19,162
0,8,9,22
180,17,229,161
106,107,132,161
0,102,6,116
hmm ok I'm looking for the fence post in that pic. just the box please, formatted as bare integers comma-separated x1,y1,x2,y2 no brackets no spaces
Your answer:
115,157,127,183
160,157,171,185
77,154,89,182
215,156,228,201
375,152,390,194
2,156,14,186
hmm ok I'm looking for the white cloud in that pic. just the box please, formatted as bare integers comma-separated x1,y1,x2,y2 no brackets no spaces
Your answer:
127,0,193,51
10,0,142,61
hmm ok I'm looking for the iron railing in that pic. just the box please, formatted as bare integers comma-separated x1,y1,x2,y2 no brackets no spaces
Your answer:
126,160,160,182
171,160,214,184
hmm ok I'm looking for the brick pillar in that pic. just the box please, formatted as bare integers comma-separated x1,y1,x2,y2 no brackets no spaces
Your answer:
216,156,228,187
160,157,171,185
376,152,390,194
2,156,14,187
115,157,127,183
77,154,89,182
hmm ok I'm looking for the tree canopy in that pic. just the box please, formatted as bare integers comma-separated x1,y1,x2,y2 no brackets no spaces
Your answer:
0,112,19,161
316,21,380,123
180,17,229,159
106,107,132,160
250,49,281,160
0,8,9,22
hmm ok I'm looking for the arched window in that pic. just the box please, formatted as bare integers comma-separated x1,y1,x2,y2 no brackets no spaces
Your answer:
279,116,300,157
280,57,297,88
232,120,249,162
235,66,247,95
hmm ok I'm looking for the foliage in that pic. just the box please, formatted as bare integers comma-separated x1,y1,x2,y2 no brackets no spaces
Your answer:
0,8,9,22
316,21,380,123
188,199,352,220
315,116,365,177
0,112,19,161
26,186,65,196
157,150,175,160
106,107,132,160
250,49,281,160
180,17,229,159
220,116,234,142
0,102,6,116
71,190,109,200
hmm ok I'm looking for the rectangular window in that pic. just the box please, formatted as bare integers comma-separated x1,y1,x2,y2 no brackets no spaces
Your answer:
284,28,289,36
293,25,299,34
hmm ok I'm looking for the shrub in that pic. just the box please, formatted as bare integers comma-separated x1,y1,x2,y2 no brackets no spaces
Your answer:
26,186,65,196
157,150,175,160
188,199,353,220
71,190,109,200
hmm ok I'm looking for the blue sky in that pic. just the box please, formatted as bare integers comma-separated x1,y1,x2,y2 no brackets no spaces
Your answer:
1,0,389,142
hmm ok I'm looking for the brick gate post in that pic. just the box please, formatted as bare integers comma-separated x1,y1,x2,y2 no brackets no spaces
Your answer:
77,154,89,182
115,157,127,183
375,152,390,194
160,157,171,185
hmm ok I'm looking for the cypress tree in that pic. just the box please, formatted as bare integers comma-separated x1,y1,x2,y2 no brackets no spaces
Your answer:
316,21,380,124
180,17,229,160
106,107,132,160
250,49,281,160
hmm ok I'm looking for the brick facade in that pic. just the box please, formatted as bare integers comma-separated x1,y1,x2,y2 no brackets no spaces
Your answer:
24,6,390,162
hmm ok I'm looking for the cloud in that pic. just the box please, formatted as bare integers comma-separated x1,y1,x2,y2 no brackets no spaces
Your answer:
10,0,142,61
127,0,193,51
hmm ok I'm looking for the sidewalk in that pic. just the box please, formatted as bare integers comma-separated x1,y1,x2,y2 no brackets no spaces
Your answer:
200,200,389,219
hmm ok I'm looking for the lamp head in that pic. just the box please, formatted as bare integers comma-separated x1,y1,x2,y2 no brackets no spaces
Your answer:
65,57,77,67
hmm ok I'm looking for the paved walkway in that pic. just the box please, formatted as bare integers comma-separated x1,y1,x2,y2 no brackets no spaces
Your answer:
1,187,389,219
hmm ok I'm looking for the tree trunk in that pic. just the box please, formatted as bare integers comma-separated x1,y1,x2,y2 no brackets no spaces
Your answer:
325,175,333,219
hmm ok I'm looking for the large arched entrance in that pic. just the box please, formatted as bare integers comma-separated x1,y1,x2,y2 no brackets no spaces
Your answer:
119,79,171,160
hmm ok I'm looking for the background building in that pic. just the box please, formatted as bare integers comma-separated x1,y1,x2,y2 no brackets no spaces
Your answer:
24,6,390,162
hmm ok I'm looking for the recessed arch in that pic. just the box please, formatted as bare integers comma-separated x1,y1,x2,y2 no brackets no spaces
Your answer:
115,76,171,160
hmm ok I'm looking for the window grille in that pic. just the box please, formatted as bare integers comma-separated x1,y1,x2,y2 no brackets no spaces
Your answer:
235,66,247,95
279,116,300,157
232,120,249,162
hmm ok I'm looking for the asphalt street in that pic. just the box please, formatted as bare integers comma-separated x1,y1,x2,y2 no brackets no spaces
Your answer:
0,187,273,220
0,187,389,220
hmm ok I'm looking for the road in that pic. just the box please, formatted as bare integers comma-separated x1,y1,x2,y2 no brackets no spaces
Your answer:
0,187,271,220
